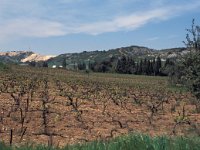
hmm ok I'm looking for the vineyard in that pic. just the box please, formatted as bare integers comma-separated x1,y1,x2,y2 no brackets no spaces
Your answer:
0,65,200,149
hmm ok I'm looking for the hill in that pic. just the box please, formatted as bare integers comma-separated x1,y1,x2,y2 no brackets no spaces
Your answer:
0,51,34,63
0,46,187,66
47,45,187,67
0,51,55,63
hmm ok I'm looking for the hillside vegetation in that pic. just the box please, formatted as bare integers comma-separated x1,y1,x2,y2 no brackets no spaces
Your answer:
47,46,186,68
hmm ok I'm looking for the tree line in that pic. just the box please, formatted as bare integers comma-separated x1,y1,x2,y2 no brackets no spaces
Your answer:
72,55,167,76
115,56,163,76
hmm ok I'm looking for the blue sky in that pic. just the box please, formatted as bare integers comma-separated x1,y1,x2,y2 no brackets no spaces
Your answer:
0,0,199,55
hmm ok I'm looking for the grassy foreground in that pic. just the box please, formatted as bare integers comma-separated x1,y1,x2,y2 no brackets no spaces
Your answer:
0,134,200,150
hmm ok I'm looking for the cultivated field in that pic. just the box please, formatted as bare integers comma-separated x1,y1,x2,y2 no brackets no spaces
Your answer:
0,65,199,148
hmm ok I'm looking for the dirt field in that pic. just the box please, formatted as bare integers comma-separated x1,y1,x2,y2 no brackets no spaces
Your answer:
0,66,199,147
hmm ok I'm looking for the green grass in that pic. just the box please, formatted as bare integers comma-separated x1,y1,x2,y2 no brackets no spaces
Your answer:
1,134,200,150
167,84,189,93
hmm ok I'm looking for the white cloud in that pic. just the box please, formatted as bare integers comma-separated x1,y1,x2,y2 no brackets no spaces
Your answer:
67,1,200,35
0,18,66,39
70,9,166,35
0,0,200,40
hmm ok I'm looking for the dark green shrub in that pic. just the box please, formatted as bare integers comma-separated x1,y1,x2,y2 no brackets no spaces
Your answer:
0,62,9,71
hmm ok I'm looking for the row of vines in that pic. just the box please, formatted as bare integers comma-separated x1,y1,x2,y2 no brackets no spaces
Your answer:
0,66,199,147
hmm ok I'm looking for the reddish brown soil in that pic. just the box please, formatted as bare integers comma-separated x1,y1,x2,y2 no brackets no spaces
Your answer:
0,68,199,147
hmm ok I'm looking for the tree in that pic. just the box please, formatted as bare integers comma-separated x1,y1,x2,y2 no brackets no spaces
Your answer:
161,58,176,77
154,56,161,76
29,61,36,67
172,19,200,112
42,62,48,68
149,60,154,75
138,60,143,75
62,58,67,68
78,62,86,70
115,56,127,73
146,60,151,75
130,58,136,74
125,57,135,74
135,63,139,75
183,19,200,53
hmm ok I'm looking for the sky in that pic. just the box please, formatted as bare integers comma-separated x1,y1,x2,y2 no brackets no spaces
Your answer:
0,0,200,55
